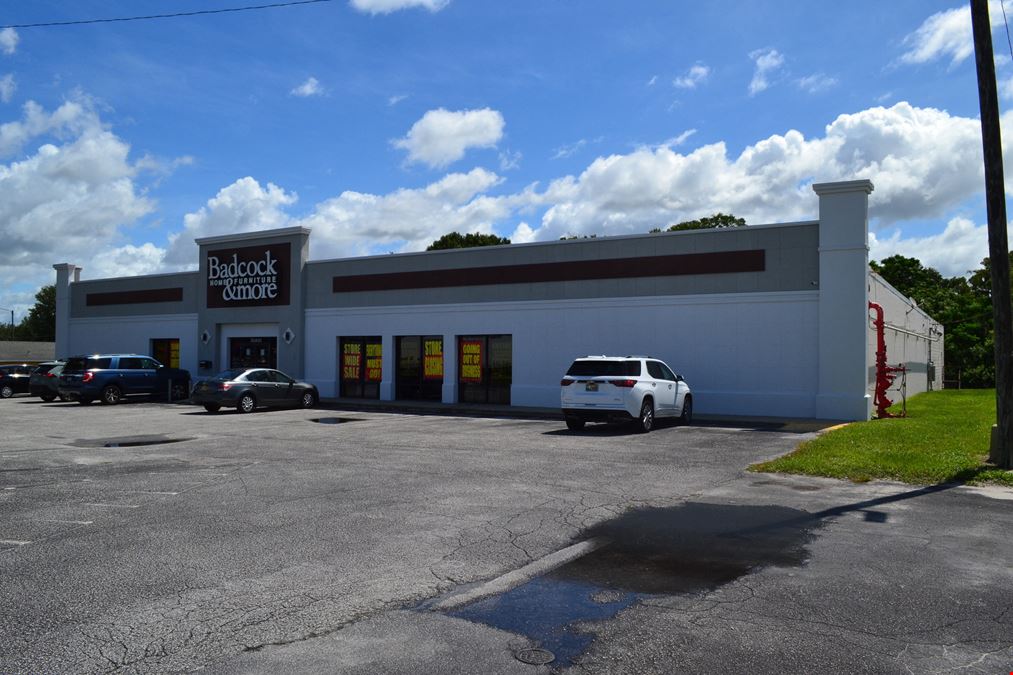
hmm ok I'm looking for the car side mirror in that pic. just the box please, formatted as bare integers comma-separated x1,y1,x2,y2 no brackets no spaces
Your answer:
676,375,684,382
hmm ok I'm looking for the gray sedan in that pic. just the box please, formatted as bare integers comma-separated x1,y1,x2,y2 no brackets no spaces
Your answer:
190,368,318,413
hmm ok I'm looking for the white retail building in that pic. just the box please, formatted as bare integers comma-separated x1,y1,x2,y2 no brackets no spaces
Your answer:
52,179,942,420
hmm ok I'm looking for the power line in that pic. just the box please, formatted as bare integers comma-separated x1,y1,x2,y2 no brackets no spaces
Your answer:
1002,0,1013,63
1,0,334,29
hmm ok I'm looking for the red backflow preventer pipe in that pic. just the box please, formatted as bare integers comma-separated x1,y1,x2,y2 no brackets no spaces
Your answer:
869,301,906,419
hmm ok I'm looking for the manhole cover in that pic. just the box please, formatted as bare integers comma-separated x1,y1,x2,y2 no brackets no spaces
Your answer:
514,648,555,665
309,417,361,425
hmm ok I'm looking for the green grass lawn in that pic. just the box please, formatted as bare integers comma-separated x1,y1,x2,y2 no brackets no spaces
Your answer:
751,389,1013,486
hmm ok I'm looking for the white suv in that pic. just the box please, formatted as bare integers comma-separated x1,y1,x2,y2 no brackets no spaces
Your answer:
560,356,692,432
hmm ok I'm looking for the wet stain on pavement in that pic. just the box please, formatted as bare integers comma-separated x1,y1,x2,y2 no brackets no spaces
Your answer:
309,417,363,425
446,502,819,669
71,435,193,448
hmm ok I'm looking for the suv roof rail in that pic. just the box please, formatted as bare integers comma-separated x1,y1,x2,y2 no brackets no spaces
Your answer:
624,355,652,358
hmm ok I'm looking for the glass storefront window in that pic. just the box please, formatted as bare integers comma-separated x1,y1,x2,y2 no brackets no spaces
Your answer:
339,336,381,399
396,335,443,401
458,335,512,404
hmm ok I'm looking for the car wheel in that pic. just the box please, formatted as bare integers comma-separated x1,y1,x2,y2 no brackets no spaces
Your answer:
637,399,654,433
238,393,256,414
679,396,693,425
203,404,221,413
40,393,56,402
171,381,189,401
565,418,585,431
101,385,122,405
58,394,69,402
300,391,316,409
1,384,14,398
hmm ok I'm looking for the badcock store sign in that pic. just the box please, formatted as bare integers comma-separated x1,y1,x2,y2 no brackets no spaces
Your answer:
206,242,291,308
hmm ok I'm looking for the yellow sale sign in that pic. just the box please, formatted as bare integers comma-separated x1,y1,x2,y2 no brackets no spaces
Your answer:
423,339,443,380
342,342,362,380
460,340,482,383
365,342,382,382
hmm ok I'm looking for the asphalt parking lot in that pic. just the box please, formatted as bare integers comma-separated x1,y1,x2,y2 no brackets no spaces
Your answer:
1,396,1011,673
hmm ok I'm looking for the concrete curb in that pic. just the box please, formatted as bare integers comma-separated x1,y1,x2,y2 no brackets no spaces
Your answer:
429,538,608,611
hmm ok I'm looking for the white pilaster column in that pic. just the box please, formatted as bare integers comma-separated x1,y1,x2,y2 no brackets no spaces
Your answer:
52,263,81,359
442,334,458,403
813,180,874,420
380,335,395,401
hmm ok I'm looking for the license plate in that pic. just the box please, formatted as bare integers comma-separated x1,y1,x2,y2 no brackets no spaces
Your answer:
585,382,598,392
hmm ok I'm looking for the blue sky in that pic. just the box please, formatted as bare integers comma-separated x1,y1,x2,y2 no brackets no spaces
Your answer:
0,0,1010,319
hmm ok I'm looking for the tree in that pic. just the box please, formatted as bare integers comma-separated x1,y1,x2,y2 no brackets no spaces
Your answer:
17,285,56,341
869,255,945,299
426,232,510,250
661,213,746,232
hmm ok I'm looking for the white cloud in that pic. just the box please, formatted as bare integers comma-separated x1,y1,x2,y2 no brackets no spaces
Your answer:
0,98,155,293
164,177,297,266
0,99,94,158
388,94,408,106
0,74,14,103
900,5,971,66
499,149,521,171
0,28,18,56
899,2,1011,67
673,63,710,89
553,139,587,160
748,48,784,95
290,77,323,97
298,168,510,257
646,75,658,87
524,102,994,241
870,217,997,277
90,243,167,279
349,0,449,15
797,73,838,93
510,221,536,244
393,107,504,168
654,129,696,149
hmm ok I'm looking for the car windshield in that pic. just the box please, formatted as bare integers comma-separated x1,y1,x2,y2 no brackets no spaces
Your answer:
565,360,641,377
210,368,248,381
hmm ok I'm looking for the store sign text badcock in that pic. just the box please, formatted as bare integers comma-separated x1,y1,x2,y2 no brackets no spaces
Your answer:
206,243,291,308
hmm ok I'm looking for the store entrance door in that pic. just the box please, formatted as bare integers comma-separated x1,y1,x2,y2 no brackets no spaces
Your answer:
229,337,277,369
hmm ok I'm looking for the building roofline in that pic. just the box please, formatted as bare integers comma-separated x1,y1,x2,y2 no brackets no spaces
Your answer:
306,219,819,266
195,227,312,246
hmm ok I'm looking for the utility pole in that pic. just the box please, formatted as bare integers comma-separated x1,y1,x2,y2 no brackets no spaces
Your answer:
971,0,1013,469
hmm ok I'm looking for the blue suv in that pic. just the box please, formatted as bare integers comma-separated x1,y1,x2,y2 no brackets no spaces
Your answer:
58,354,191,405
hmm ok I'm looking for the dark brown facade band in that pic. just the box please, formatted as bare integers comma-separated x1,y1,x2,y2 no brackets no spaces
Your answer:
333,249,765,293
86,287,184,306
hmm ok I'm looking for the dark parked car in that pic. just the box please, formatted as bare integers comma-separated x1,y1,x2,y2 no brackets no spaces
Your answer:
58,354,191,405
29,361,65,402
0,364,35,398
190,368,318,413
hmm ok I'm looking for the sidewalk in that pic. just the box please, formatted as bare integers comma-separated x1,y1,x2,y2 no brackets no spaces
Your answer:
317,397,836,432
